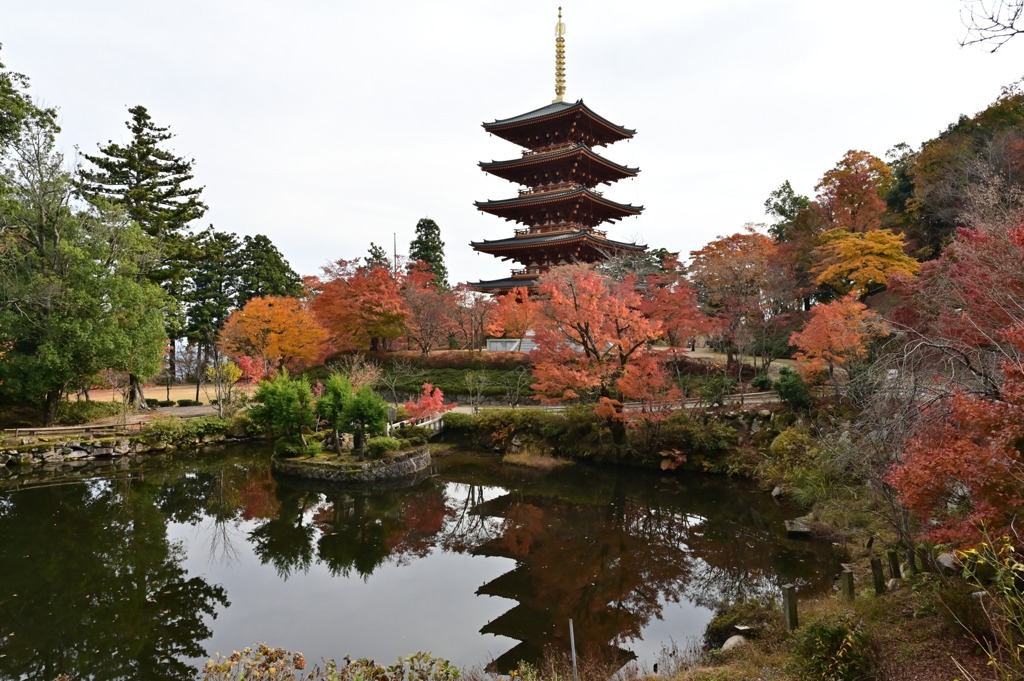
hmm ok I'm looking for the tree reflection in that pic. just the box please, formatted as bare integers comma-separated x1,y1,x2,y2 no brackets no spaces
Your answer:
0,475,228,681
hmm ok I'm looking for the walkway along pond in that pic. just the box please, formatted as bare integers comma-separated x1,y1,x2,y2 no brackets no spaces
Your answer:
0,444,841,680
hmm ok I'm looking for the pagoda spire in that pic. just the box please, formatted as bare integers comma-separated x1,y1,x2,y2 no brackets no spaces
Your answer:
553,7,566,103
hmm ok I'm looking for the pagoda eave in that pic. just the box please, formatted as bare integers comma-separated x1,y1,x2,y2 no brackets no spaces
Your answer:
479,144,639,186
483,100,635,148
475,189,643,227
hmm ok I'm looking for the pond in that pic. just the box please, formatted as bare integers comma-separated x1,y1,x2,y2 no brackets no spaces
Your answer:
0,446,840,680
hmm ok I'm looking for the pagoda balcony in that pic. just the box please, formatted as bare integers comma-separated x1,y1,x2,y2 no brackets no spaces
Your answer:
517,182,603,197
510,268,542,277
521,142,577,157
513,224,606,238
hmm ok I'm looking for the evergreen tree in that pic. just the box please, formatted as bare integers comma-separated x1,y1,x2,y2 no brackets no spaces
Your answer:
76,105,207,399
0,119,168,423
184,227,240,368
0,45,55,144
235,234,303,308
366,241,391,271
408,217,448,288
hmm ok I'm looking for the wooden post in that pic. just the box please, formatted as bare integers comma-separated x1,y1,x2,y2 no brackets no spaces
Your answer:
840,569,855,600
870,557,885,595
905,547,918,576
782,583,798,631
887,550,902,579
916,547,932,572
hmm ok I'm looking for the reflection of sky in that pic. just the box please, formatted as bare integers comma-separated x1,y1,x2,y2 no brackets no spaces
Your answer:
170,516,519,670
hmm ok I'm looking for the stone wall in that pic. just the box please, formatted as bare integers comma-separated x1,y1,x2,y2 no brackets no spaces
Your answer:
272,449,431,484
0,432,230,473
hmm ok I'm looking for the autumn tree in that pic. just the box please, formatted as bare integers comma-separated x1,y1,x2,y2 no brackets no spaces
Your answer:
812,228,920,297
218,296,327,375
408,217,448,288
639,254,714,350
815,149,892,234
530,265,664,412
790,294,891,387
404,383,454,421
487,286,541,341
687,227,787,368
886,323,1024,546
310,259,407,352
403,263,456,354
450,286,496,352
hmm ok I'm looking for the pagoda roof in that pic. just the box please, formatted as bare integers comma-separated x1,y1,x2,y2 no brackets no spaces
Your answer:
480,143,638,187
483,100,635,149
471,230,645,255
475,187,643,227
466,274,540,293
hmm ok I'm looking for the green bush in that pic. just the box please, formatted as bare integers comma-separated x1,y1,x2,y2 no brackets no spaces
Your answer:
774,367,813,410
145,398,160,408
143,416,228,443
366,436,402,458
274,436,322,457
176,399,201,407
392,424,433,446
750,373,774,390
157,400,176,407
55,400,122,425
795,616,876,681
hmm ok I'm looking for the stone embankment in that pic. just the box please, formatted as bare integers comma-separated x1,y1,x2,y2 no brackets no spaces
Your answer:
272,449,431,484
0,431,232,475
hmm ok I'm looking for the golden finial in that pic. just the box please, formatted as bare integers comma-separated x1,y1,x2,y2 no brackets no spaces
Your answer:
554,7,566,103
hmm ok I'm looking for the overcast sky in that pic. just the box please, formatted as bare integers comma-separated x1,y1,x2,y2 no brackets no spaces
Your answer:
5,1,1023,285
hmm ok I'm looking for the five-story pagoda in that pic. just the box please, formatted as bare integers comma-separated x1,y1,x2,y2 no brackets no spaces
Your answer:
469,8,646,293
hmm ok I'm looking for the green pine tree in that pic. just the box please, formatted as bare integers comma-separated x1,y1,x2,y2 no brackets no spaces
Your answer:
76,104,207,402
408,217,448,287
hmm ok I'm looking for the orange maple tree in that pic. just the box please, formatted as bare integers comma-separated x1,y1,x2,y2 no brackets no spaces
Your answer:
530,265,666,409
309,259,408,352
218,296,328,374
789,293,890,384
639,254,714,349
486,286,541,340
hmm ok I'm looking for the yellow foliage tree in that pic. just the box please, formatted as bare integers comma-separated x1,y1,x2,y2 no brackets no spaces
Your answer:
813,228,920,296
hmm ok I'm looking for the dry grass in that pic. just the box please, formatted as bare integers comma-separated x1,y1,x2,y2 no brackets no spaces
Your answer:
502,452,572,470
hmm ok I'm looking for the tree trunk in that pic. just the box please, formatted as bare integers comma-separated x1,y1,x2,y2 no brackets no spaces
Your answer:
127,373,149,410
167,339,177,383
44,389,63,426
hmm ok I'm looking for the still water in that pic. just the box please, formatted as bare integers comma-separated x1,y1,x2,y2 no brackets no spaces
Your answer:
0,446,838,680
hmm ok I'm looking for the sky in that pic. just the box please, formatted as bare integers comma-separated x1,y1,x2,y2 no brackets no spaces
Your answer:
4,0,1024,286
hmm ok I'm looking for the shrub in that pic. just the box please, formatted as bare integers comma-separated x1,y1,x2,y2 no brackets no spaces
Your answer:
55,401,122,425
795,616,876,681
143,416,228,443
176,399,201,407
145,398,160,408
158,400,176,407
750,373,774,390
393,425,433,446
366,436,402,458
774,367,813,410
274,436,322,457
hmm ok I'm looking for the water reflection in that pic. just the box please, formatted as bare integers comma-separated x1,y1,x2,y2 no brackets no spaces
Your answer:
0,448,837,679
